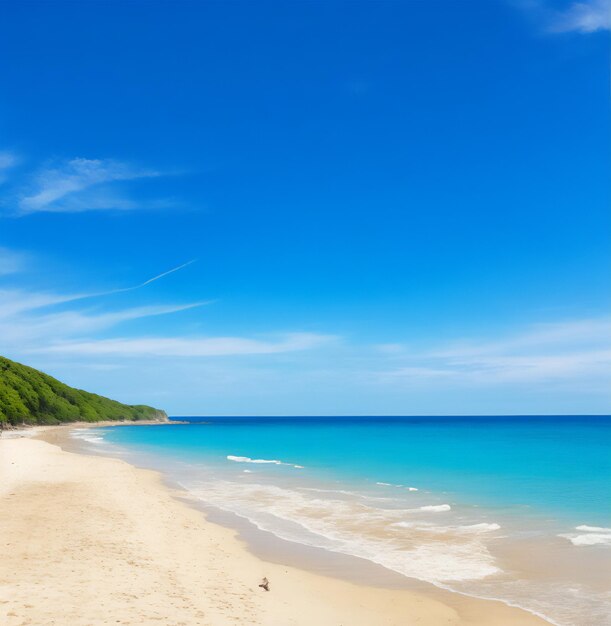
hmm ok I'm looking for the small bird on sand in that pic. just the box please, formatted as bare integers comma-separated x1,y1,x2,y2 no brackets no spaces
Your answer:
258,577,270,591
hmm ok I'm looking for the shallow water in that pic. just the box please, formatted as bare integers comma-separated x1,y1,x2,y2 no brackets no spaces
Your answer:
71,416,611,626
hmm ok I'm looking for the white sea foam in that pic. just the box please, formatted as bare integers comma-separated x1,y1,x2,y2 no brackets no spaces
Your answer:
391,521,419,529
567,534,611,547
179,479,498,584
426,523,501,534
300,487,359,496
375,481,412,489
70,428,106,444
458,523,501,533
441,524,499,533
558,524,611,547
227,455,303,469
392,521,500,534
416,504,451,512
298,487,397,505
227,455,282,464
560,527,611,547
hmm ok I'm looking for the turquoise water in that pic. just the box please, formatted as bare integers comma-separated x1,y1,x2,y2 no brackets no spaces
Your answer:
74,416,611,625
100,416,610,523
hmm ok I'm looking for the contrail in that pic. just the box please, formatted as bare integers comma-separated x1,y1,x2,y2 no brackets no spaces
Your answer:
137,259,196,288
66,259,197,303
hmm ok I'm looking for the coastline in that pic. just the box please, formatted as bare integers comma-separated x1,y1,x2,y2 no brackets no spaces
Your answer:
0,425,550,625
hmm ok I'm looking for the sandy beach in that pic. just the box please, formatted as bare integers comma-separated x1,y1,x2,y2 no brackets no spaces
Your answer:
0,429,550,626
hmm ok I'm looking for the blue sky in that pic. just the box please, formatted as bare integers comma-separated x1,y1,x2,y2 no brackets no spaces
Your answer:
0,0,609,415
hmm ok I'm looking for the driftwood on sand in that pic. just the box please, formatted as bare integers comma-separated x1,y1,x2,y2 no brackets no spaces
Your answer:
258,577,270,591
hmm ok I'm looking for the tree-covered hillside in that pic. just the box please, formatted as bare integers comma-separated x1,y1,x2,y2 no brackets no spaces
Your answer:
0,356,167,426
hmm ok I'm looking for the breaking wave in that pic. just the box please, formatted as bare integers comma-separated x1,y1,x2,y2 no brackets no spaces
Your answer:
559,525,611,547
416,504,451,512
227,455,303,469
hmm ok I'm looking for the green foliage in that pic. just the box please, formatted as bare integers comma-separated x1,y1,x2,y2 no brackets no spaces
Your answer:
0,356,167,426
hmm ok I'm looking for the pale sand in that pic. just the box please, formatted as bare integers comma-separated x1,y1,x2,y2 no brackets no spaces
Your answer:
0,435,550,626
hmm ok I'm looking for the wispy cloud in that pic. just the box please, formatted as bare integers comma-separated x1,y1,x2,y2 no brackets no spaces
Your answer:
378,318,611,388
0,254,205,344
15,157,162,214
430,318,610,358
548,0,610,33
31,333,335,357
0,301,206,344
0,259,197,314
0,289,72,318
520,0,611,34
0,254,332,361
2,245,607,409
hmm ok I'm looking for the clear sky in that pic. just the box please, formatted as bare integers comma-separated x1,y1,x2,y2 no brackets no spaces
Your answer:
0,0,609,415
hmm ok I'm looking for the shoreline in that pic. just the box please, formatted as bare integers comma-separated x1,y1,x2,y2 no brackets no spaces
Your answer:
0,425,550,625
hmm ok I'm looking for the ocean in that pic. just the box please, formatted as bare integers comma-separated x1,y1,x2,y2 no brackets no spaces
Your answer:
71,415,611,626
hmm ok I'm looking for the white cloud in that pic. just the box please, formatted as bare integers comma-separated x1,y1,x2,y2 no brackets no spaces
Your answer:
0,289,207,343
0,256,338,411
17,157,161,214
387,351,611,385
431,318,611,358
0,261,333,361
32,333,335,357
0,288,72,318
0,256,208,348
2,247,608,407
379,318,611,388
517,0,610,35
548,0,610,34
0,260,197,317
